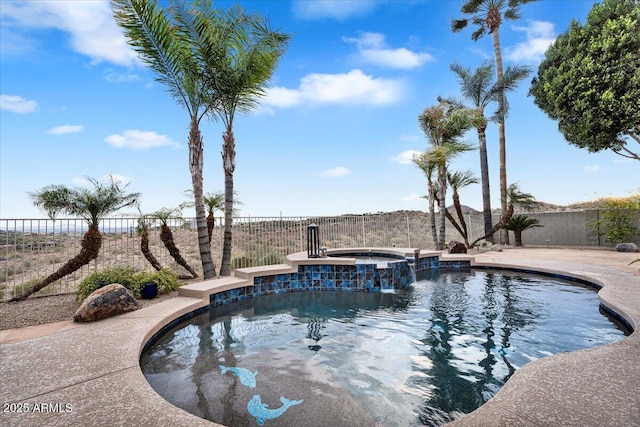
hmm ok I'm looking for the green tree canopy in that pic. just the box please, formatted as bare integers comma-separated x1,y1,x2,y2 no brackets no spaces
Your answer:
529,0,640,160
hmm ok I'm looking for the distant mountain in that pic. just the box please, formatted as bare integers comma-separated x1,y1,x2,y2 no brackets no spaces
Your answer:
446,204,479,214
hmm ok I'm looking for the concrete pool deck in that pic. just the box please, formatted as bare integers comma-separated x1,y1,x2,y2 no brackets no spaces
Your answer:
1,248,639,426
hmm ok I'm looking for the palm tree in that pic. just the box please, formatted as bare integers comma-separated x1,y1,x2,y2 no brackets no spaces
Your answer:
201,6,289,276
452,0,537,244
154,208,198,279
446,169,479,247
112,0,217,278
418,102,481,250
9,176,139,301
469,183,540,248
413,153,440,248
505,214,543,246
442,61,530,241
136,208,163,271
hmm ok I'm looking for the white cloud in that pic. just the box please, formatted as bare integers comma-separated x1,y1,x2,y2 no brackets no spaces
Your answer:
506,21,556,62
584,165,600,173
343,32,434,69
105,130,180,150
0,0,139,66
103,70,141,84
264,69,403,108
293,0,378,20
47,125,83,135
391,150,422,165
316,166,350,178
0,94,37,113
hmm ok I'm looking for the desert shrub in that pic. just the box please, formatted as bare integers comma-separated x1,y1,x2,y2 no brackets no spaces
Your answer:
231,256,255,270
133,268,180,294
77,267,138,301
591,194,640,243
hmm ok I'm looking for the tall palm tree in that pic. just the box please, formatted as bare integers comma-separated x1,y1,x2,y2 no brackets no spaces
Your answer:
446,169,479,247
443,61,530,241
200,6,289,276
418,102,481,250
9,176,139,301
452,0,537,244
112,0,216,278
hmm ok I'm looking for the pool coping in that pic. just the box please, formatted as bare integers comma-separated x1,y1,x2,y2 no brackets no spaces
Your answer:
1,248,638,426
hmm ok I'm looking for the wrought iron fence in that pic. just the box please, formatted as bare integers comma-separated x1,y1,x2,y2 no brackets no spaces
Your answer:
0,213,452,301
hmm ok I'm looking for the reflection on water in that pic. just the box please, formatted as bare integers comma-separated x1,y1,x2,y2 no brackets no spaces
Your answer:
141,270,628,426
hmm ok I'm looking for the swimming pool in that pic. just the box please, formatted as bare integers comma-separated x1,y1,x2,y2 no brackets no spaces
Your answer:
141,269,627,426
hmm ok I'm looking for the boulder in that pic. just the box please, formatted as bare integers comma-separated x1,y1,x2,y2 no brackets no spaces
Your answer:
490,244,503,252
73,283,140,322
448,241,467,254
615,243,640,253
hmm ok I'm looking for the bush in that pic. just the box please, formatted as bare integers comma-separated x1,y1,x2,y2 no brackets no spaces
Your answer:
77,267,138,301
133,268,180,294
591,194,640,243
77,267,181,301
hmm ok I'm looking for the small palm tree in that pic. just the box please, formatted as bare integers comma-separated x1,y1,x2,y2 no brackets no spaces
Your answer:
136,208,162,271
446,169,479,247
505,214,543,246
470,183,540,247
154,208,198,279
10,176,139,301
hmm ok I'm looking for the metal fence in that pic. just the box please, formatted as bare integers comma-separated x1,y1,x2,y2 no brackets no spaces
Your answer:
3,209,636,301
0,213,447,301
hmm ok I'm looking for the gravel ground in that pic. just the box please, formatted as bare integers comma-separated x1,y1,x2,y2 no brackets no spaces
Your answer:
0,291,179,331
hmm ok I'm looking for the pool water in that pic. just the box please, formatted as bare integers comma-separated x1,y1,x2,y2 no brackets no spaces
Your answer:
141,270,628,427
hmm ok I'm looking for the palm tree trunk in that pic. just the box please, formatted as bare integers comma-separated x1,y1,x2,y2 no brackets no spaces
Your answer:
452,191,469,243
9,225,102,301
140,229,162,271
477,125,493,242
207,212,215,244
492,29,509,245
160,224,198,278
514,230,523,247
437,166,447,250
445,210,468,246
188,118,216,278
428,180,439,250
220,126,236,276
469,204,515,248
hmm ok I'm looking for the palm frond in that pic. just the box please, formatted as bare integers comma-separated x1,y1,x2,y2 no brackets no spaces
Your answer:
112,0,199,115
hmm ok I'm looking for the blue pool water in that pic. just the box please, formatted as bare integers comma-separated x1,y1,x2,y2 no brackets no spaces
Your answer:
141,270,628,426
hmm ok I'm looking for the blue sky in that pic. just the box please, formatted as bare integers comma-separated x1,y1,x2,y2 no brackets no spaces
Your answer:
1,0,636,219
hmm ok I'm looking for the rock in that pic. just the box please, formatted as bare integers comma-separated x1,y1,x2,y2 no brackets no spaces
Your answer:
73,283,139,322
448,241,467,254
615,243,640,253
490,244,503,252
